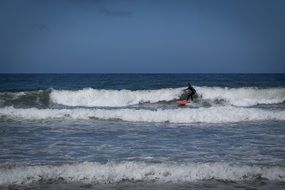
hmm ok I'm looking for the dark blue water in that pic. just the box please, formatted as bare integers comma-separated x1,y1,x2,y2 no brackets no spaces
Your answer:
0,74,285,189
1,74,284,91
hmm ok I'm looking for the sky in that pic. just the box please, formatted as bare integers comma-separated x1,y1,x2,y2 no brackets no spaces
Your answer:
0,0,284,73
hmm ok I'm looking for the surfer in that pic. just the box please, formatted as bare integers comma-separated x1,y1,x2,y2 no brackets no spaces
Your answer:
184,83,196,101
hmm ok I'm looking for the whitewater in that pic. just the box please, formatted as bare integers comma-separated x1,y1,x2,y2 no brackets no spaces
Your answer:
50,86,285,107
1,162,285,185
1,86,285,108
1,86,284,124
1,74,285,190
1,106,285,123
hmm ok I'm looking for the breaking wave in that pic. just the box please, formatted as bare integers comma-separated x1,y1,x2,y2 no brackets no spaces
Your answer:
0,86,284,108
45,87,285,107
0,162,284,185
0,90,50,108
197,86,285,106
50,88,182,107
0,106,284,123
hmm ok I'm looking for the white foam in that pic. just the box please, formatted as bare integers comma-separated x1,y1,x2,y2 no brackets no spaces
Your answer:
0,162,284,185
49,87,285,107
50,88,183,107
197,86,285,106
2,87,284,107
0,106,284,123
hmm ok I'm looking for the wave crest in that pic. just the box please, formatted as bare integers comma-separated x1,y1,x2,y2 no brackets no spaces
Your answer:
50,87,285,107
50,88,182,107
0,87,284,108
197,86,285,106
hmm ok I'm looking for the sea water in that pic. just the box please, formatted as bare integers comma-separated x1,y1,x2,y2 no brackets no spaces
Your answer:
0,74,284,189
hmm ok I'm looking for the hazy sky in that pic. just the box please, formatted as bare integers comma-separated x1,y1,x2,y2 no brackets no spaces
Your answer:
0,0,284,73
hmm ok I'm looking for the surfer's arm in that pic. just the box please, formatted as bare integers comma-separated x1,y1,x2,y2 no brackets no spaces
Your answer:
183,83,191,91
183,87,189,91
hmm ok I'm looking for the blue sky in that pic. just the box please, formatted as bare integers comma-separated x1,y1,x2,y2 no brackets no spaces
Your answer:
0,0,284,73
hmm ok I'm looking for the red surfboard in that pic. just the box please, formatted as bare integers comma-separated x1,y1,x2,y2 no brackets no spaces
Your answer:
176,100,191,106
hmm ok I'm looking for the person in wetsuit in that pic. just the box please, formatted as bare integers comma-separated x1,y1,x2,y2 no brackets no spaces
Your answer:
184,83,196,101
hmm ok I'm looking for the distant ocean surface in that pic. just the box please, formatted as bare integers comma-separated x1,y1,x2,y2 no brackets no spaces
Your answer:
0,74,285,190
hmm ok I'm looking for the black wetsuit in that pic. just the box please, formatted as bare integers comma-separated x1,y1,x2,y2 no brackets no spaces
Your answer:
184,83,196,101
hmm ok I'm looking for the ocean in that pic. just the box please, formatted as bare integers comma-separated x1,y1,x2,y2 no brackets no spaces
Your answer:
0,74,284,190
